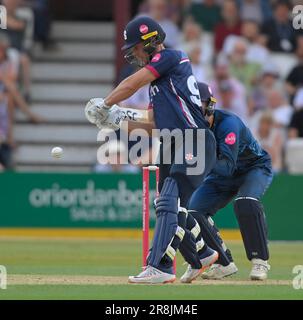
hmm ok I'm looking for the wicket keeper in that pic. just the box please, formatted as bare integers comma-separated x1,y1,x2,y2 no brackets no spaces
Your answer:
181,83,273,282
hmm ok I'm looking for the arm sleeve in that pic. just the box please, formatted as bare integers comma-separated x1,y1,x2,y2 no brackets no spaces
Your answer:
145,50,179,79
212,119,240,177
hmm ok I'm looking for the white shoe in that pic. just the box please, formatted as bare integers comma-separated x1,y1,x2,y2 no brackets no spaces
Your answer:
180,250,219,283
201,262,238,280
180,265,202,283
250,259,270,280
200,250,219,272
128,266,176,284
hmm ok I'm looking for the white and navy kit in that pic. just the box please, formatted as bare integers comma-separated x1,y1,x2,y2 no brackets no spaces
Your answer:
146,49,209,131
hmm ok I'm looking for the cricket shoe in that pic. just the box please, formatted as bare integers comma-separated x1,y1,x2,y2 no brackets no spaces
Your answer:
128,266,176,284
201,262,238,280
250,259,270,280
180,248,219,283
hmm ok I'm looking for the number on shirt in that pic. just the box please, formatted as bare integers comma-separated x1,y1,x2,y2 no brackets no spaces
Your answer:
187,75,202,107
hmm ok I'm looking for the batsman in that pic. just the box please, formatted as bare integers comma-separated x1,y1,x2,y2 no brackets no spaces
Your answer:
85,16,219,284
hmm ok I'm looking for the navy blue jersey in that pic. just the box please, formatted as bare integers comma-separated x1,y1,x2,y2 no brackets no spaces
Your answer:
145,49,209,130
210,110,271,177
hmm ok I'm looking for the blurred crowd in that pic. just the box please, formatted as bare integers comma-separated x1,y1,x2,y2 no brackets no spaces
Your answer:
0,0,52,171
118,0,303,174
1,0,301,174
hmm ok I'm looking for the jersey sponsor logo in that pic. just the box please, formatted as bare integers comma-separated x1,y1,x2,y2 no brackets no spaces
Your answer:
139,24,149,34
150,84,159,96
225,132,236,145
151,53,161,62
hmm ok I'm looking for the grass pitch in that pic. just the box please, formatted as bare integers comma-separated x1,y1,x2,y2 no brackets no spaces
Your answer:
0,237,302,300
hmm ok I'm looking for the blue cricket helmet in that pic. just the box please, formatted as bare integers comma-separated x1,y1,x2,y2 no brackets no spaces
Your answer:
197,82,217,116
122,16,166,66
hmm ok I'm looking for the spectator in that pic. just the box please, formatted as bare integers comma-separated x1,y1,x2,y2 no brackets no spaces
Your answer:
187,0,222,32
255,111,284,173
289,88,303,138
138,0,182,25
228,38,262,93
139,0,181,48
241,19,269,65
188,44,208,83
179,19,213,65
249,63,281,114
29,0,54,50
0,105,13,170
217,79,248,122
214,0,242,52
2,0,26,51
94,140,139,173
0,91,13,170
0,36,15,170
210,56,247,115
1,0,33,100
0,34,41,124
160,0,184,25
238,0,263,24
267,89,293,128
13,1,34,51
262,0,297,53
286,36,303,99
222,20,269,65
259,0,274,22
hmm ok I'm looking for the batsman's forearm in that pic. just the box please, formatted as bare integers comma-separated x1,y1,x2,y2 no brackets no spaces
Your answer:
105,79,137,106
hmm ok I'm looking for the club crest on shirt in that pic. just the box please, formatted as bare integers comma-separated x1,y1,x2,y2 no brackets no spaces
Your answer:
151,53,161,62
225,132,236,145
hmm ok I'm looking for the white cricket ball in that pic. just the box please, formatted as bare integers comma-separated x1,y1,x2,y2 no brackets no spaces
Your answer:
51,146,63,159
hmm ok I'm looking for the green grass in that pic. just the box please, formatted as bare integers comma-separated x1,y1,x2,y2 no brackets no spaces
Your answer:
0,238,303,300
